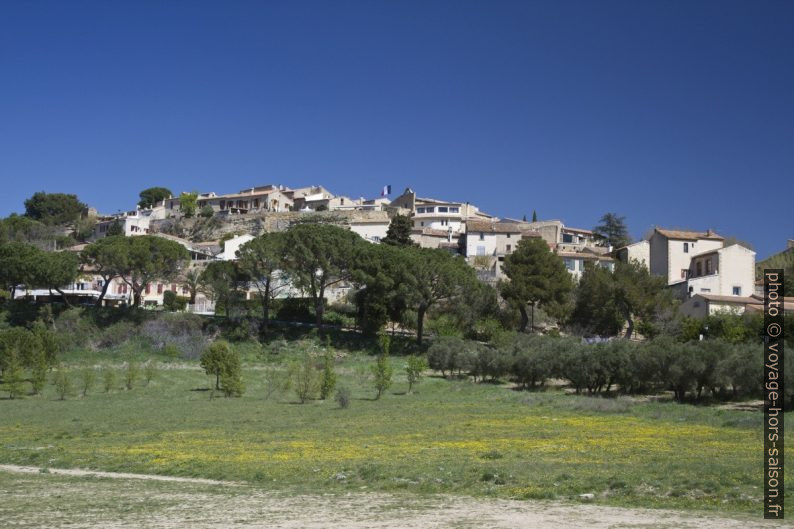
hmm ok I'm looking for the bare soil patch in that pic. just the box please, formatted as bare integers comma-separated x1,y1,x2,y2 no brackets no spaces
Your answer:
0,465,784,529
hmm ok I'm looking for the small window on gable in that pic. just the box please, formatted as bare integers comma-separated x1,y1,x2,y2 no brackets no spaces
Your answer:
732,286,741,296
479,232,484,241
684,242,689,253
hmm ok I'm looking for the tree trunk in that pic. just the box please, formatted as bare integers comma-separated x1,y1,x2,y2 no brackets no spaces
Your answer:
316,287,325,334
530,303,535,332
518,305,529,332
215,373,220,390
95,276,112,307
416,304,427,345
133,288,142,307
54,287,74,308
261,278,271,334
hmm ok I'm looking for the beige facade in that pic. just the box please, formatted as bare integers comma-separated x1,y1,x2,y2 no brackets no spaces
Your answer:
615,240,650,267
685,244,756,298
648,228,724,285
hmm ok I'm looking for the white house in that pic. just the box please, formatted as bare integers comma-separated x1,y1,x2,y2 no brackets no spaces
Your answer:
648,228,725,285
615,240,650,267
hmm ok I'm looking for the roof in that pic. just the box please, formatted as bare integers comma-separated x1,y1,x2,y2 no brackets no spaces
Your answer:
415,197,463,207
696,294,758,304
466,220,522,234
562,226,595,235
411,228,458,238
655,228,724,241
557,250,614,261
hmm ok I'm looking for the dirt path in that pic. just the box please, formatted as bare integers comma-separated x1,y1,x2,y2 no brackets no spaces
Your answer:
0,465,786,528
0,464,234,485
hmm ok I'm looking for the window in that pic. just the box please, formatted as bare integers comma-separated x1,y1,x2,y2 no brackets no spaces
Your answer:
417,207,425,213
506,233,511,238
506,244,511,252
449,207,459,213
253,199,259,208
477,246,486,256
706,260,712,274
701,288,711,293
145,284,151,294
732,286,741,296
684,242,689,253
372,236,380,242
171,284,177,292
425,207,434,213
340,198,345,205
182,286,189,294
220,200,226,210
681,269,688,279
563,258,575,271
157,284,163,294
420,221,424,227
479,232,484,241
696,262,702,276
440,219,448,226
437,206,448,213
562,233,573,243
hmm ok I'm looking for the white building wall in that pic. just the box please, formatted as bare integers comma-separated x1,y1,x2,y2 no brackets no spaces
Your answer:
466,232,497,256
716,245,756,297
349,222,390,243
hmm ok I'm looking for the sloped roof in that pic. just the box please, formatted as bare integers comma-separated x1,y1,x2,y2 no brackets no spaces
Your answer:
466,220,522,233
655,228,724,241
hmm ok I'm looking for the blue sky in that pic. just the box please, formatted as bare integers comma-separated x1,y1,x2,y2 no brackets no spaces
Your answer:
1,1,791,258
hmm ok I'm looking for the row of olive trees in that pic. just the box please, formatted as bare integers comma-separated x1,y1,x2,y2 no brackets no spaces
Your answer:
428,334,787,405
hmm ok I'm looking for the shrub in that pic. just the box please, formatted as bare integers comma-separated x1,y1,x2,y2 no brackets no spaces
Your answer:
162,291,189,312
372,352,393,399
30,351,48,395
334,386,351,409
124,361,140,390
3,354,25,399
200,340,243,396
80,367,96,396
53,367,72,400
289,353,320,403
144,361,157,386
405,354,428,393
102,365,116,392
319,351,337,400
510,335,557,389
427,336,467,378
262,365,289,399
141,313,207,359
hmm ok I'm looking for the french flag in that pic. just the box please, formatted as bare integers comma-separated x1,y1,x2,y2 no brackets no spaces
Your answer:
381,185,391,197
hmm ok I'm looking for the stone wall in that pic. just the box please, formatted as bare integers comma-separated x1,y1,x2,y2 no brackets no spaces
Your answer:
149,210,392,242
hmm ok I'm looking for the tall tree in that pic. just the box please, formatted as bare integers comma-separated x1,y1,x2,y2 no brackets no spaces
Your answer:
80,236,125,306
381,214,415,247
236,233,288,332
199,261,243,317
179,192,199,218
570,263,622,336
282,223,365,330
532,210,538,222
402,247,476,344
500,237,573,332
138,187,173,209
352,243,408,335
33,250,81,307
113,236,190,306
106,220,124,236
0,242,41,297
612,259,670,339
24,192,86,226
593,213,630,249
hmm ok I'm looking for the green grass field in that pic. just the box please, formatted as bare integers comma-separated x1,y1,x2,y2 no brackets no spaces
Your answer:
0,341,789,515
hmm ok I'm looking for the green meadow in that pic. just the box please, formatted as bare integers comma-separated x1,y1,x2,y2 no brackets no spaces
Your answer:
0,339,787,515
